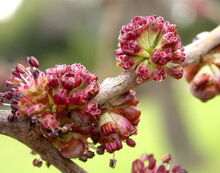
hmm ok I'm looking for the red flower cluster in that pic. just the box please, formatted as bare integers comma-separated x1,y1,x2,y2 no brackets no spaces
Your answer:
132,153,187,173
88,90,141,167
115,15,185,83
92,90,141,154
0,57,100,159
185,45,220,102
0,57,141,165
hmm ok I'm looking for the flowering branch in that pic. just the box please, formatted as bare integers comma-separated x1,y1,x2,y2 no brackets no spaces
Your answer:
0,20,219,173
0,110,87,173
92,25,220,105
183,25,220,66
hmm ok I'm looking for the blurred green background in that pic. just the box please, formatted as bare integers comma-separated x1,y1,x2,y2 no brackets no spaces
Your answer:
0,0,220,172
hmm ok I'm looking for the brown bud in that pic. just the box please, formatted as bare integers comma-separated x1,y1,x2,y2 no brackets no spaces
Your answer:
33,159,43,167
79,155,88,162
86,151,95,158
109,159,117,168
97,146,105,155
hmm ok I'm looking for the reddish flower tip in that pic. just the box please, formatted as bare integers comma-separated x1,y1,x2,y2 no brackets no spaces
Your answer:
126,138,136,147
27,56,40,68
16,64,26,74
161,154,172,163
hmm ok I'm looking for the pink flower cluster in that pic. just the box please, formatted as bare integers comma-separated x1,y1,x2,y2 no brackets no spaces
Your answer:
185,46,220,102
115,15,185,83
0,57,100,160
132,153,187,173
0,57,141,165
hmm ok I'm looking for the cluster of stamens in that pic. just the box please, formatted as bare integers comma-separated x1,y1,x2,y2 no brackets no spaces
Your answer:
88,90,141,167
115,15,185,83
132,153,187,173
185,45,220,102
0,57,141,167
0,57,101,160
93,90,140,152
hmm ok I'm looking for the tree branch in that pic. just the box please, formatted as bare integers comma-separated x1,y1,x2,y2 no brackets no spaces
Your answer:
0,25,219,173
92,25,220,105
0,110,87,173
183,25,220,66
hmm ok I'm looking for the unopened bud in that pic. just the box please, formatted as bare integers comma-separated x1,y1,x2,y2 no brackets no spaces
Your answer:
16,64,26,74
86,151,95,158
79,155,88,162
109,159,117,168
32,69,40,80
126,138,136,147
97,146,105,155
27,56,40,68
161,154,172,163
33,159,43,167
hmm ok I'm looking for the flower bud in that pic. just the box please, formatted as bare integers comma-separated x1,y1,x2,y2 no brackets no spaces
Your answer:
151,67,167,82
147,155,156,170
161,154,172,164
27,56,40,68
58,137,87,159
151,50,169,65
12,69,21,78
96,146,105,155
27,104,45,115
172,165,188,173
190,65,219,102
33,159,43,167
61,76,80,90
100,113,136,138
48,77,59,89
79,155,88,162
39,113,58,130
122,106,141,125
103,139,122,153
155,165,166,173
86,151,95,158
109,90,136,107
32,69,40,79
85,82,99,97
4,91,14,100
71,110,94,126
101,122,118,136
70,91,89,105
116,15,185,83
132,153,187,173
5,80,17,89
126,138,136,147
109,159,117,168
166,65,184,79
135,63,150,84
16,64,26,74
132,159,145,173
53,89,69,105
85,103,101,117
